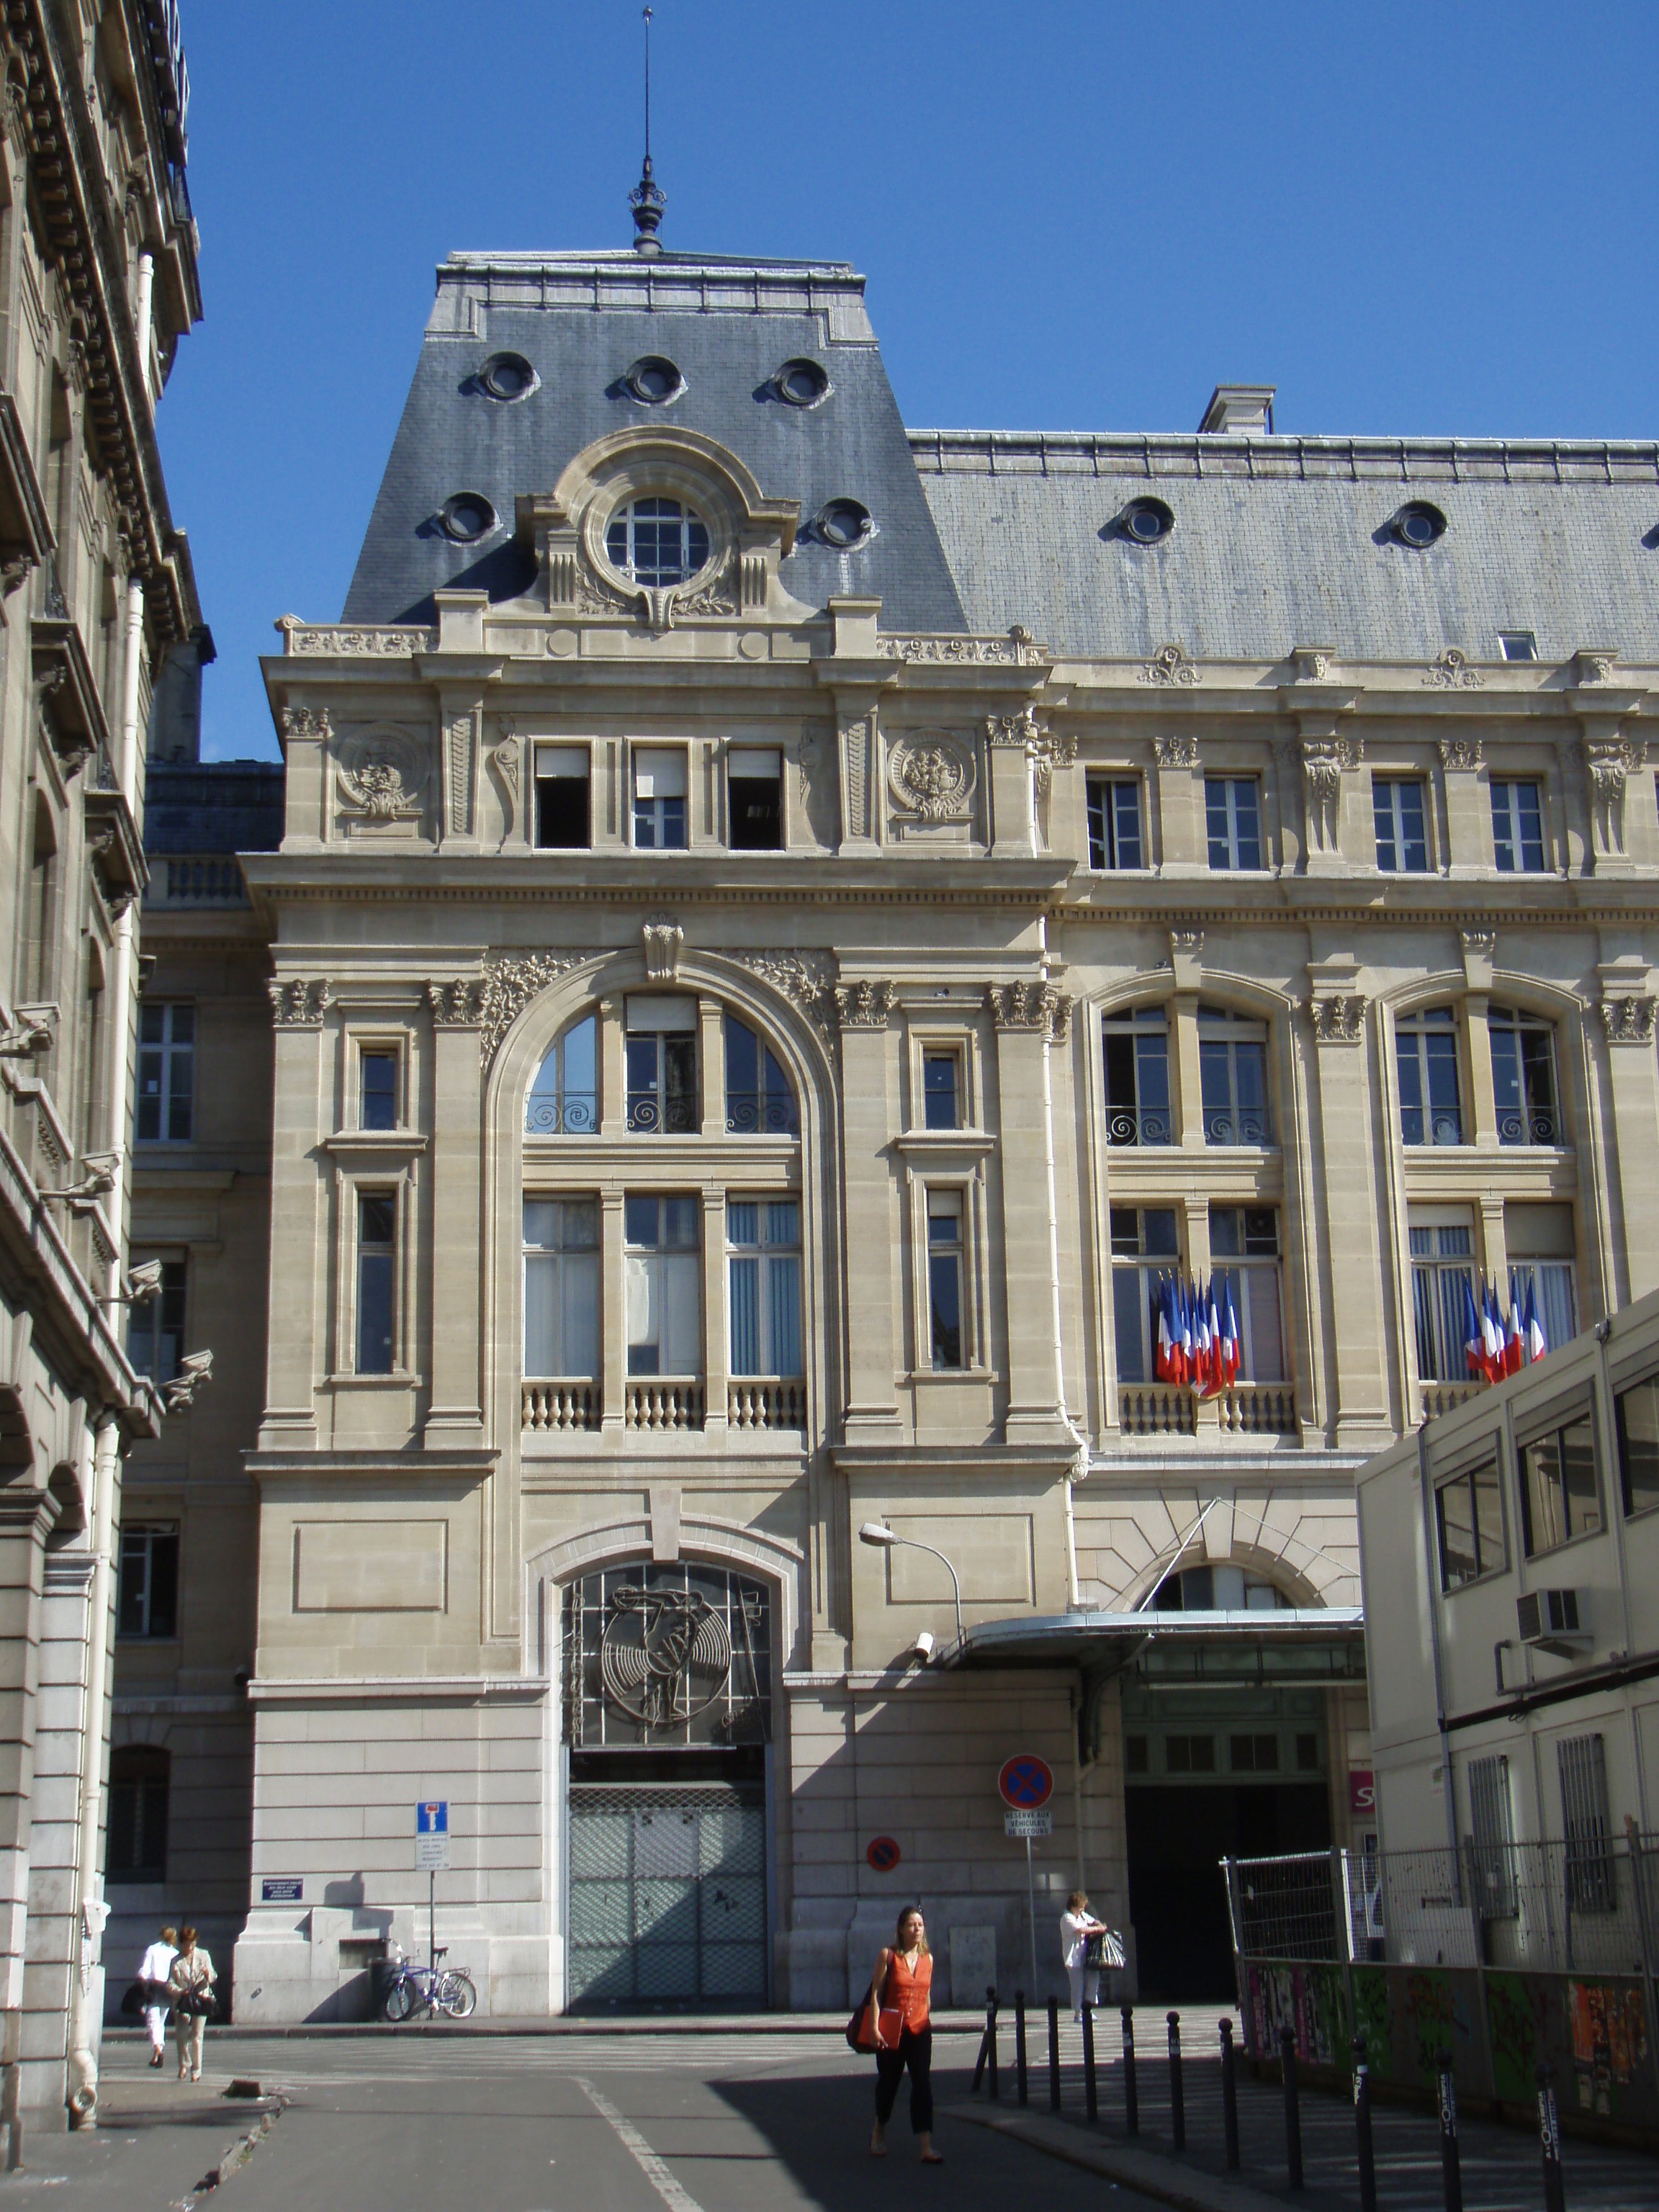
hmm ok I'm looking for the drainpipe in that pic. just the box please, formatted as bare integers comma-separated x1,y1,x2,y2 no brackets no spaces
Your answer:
1038,917,1087,1607
64,1416,118,2123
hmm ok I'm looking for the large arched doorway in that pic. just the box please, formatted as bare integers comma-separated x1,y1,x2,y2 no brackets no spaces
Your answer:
562,1560,773,2008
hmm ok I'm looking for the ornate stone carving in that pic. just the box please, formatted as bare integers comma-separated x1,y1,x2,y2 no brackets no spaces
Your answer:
477,953,584,1070
575,565,632,616
268,980,333,1026
1290,647,1335,683
1460,929,1497,961
734,953,837,1045
1573,648,1619,686
673,572,739,621
986,701,1042,750
1423,647,1483,690
1437,736,1483,771
278,618,436,656
842,712,873,840
643,912,683,984
797,724,827,809
987,981,1072,1041
1169,929,1204,959
1601,994,1658,1045
1300,734,1361,853
1586,735,1646,860
337,759,419,820
445,712,477,837
1139,642,1200,688
1308,994,1366,1045
1152,733,1199,770
877,627,1044,665
492,733,521,839
427,980,485,1027
887,732,974,821
282,705,331,744
833,981,896,1031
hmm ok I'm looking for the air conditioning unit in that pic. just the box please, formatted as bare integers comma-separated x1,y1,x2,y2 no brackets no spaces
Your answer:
1516,1589,1591,1658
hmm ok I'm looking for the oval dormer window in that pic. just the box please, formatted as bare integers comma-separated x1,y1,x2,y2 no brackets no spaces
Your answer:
606,498,711,588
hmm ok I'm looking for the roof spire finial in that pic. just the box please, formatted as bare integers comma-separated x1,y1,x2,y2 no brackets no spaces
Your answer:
629,6,665,256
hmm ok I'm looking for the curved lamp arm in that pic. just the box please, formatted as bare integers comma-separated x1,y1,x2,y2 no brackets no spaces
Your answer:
858,1520,964,1649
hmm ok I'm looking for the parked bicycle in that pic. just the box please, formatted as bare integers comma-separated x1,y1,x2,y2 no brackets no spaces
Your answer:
381,1941,477,2022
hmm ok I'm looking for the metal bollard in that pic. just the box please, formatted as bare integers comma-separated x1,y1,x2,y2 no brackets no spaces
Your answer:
1015,1989,1028,2108
1167,2010,1185,2152
1536,2062,1566,2212
1437,2050,1463,2212
1352,2034,1377,2212
986,1987,1000,2101
1047,1996,1061,2112
1280,2024,1304,2190
1220,2018,1241,2172
1082,2000,1098,2123
1121,2005,1139,2136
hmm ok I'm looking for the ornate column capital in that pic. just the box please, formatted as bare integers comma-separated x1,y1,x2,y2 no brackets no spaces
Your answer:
477,951,583,1069
1437,735,1484,771
643,912,683,984
1600,994,1658,1045
834,981,896,1031
427,980,485,1028
267,979,333,1027
1308,993,1367,1045
986,981,1071,1043
1139,642,1200,688
1152,733,1199,769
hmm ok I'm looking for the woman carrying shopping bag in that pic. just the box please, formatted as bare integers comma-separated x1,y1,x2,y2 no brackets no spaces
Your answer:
862,1905,943,2164
1060,1890,1114,2020
167,1926,217,2082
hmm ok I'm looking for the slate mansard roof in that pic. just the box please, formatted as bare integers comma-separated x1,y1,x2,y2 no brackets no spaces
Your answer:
343,252,966,634
344,248,1659,664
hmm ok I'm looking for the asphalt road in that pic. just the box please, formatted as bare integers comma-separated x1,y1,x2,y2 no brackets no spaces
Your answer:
86,2024,1168,2212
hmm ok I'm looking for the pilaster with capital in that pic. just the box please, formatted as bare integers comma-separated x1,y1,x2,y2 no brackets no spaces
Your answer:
1597,962,1659,1300
278,703,329,850
1303,961,1390,1439
425,981,485,1447
837,983,901,1431
1151,732,1202,873
436,691,485,850
989,980,1075,1442
1436,734,1491,876
1581,724,1647,875
1460,930,1499,1150
259,999,331,1446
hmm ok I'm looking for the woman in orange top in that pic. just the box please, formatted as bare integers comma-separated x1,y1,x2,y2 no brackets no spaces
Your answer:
868,1905,942,2163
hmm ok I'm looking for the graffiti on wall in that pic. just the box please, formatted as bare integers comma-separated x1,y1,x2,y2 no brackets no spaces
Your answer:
1570,1982,1650,2116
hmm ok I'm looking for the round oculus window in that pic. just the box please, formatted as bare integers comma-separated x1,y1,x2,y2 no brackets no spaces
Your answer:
479,351,536,402
625,355,685,405
1395,501,1447,549
775,357,831,408
1120,497,1174,544
440,493,496,544
605,497,711,588
816,498,873,550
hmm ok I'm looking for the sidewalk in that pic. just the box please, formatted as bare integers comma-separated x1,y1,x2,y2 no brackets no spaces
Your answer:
950,2003,1656,2212
100,2006,868,2039
0,2068,284,2205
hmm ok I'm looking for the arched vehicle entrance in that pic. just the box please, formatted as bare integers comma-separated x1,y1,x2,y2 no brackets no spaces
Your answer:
562,1560,773,2008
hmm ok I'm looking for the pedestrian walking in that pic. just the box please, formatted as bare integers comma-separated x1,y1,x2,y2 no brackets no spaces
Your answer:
167,1925,217,2082
135,1924,178,2067
866,1905,942,2164
1060,1890,1108,2019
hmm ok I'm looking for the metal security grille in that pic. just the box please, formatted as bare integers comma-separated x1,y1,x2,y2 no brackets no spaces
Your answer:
567,1784,766,2007
1558,1734,1614,1912
1467,1754,1518,1916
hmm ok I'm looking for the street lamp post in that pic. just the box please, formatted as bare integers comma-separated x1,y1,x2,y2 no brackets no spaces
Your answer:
858,1521,966,1651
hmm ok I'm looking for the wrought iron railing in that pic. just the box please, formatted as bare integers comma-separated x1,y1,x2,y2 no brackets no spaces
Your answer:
724,1092,799,1136
1203,1107,1272,1146
1497,1105,1560,1146
1105,1104,1172,1146
525,1094,598,1136
625,1092,698,1135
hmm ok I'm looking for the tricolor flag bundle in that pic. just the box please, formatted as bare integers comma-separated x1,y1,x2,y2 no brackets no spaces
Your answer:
1152,1274,1241,1396
1462,1274,1549,1384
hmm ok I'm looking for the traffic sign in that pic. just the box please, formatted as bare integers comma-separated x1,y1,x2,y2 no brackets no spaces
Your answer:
1004,1809,1053,1839
998,1754,1054,1810
866,1835,902,1874
415,1800,451,1871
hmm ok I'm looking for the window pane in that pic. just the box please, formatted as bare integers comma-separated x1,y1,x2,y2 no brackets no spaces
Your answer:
727,1200,758,1247
1560,1416,1600,1539
768,1253,801,1375
1113,783,1143,868
923,1053,959,1130
1232,781,1262,868
1617,1378,1659,1516
525,1252,560,1372
930,1251,962,1369
729,1254,760,1374
1112,1269,1147,1383
1244,1265,1283,1380
357,1249,394,1373
765,1200,799,1246
1438,1474,1478,1588
361,1053,397,1130
662,1251,701,1373
562,1250,599,1377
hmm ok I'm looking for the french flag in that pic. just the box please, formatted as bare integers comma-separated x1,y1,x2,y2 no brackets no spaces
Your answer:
1502,1279,1524,1377
1192,1276,1216,1396
1201,1275,1225,1397
1523,1277,1548,1364
1462,1276,1488,1382
1155,1277,1179,1385
1483,1282,1506,1382
1178,1279,1196,1384
1218,1274,1241,1386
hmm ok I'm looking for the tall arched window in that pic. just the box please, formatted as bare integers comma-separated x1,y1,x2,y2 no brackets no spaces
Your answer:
1102,1006,1171,1146
1197,1005,1270,1146
527,1015,597,1134
1395,1007,1464,1146
1488,1006,1558,1146
724,1017,799,1135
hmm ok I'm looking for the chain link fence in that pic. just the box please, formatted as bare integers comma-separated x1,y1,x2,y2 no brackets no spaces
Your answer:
1227,1835,1659,1977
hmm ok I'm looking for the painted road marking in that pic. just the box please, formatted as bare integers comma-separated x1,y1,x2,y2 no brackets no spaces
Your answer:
576,2075,706,2212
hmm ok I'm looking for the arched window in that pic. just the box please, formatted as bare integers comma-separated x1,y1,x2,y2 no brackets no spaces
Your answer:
1488,1006,1558,1146
724,1017,799,1135
1395,1007,1463,1146
107,1745,169,1884
1197,1004,1270,1146
1151,1563,1290,1611
527,1015,597,1135
606,498,709,588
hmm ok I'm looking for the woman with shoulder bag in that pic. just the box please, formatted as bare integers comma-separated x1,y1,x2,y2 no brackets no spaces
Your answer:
135,1924,178,2068
864,1905,942,2164
1059,1889,1117,2020
167,1925,217,2082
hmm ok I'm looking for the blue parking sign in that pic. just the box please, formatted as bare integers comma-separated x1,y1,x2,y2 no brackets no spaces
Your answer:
416,1801,448,1835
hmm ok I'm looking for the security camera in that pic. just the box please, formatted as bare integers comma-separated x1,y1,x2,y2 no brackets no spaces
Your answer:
912,1629,935,1665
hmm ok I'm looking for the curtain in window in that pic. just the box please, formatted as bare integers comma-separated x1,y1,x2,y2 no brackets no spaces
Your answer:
768,1249,801,1377
729,1254,760,1375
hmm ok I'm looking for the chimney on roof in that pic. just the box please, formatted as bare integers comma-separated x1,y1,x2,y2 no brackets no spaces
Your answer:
1200,385,1276,435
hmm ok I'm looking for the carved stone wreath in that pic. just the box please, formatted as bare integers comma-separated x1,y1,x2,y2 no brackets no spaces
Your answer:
1423,647,1483,691
887,732,974,821
336,727,428,824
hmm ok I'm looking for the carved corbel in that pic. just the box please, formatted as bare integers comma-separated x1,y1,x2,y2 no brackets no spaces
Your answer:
643,912,683,984
833,981,896,1031
267,979,333,1027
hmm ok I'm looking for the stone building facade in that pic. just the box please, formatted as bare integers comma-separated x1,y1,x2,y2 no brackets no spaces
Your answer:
0,0,204,2142
114,233,1659,2022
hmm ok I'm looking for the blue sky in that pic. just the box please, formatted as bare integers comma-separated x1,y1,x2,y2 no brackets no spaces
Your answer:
161,1,1659,760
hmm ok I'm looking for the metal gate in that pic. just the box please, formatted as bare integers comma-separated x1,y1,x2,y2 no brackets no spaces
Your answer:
567,1784,767,2007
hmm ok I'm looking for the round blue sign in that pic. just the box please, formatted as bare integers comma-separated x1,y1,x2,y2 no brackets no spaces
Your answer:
999,1754,1054,1809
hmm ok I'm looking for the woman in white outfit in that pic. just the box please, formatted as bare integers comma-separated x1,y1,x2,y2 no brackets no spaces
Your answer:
167,1926,217,2082
136,1924,177,2067
1059,1890,1108,2020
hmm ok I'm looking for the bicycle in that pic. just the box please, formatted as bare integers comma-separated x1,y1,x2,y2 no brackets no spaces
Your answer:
381,1941,477,2022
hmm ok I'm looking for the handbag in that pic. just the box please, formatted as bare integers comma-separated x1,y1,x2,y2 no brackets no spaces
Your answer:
1085,1928,1126,1972
119,1981,145,2016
